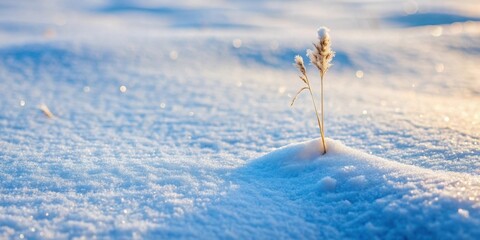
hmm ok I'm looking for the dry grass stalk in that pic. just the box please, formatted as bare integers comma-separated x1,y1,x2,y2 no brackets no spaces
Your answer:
291,55,327,154
308,27,335,143
291,27,335,154
39,104,54,118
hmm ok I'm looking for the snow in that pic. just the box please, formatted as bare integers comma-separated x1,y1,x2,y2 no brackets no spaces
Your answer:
242,138,480,238
317,27,330,40
0,0,479,239
317,176,337,192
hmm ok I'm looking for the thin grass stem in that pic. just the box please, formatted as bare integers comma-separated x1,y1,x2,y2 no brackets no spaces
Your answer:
305,75,327,154
320,75,327,154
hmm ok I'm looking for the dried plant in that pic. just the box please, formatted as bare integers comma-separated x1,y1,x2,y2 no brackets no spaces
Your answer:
291,27,335,154
39,104,54,118
291,55,327,154
307,28,335,77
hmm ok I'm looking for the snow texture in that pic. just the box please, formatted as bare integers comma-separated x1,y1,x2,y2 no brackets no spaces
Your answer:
0,0,479,239
247,138,480,239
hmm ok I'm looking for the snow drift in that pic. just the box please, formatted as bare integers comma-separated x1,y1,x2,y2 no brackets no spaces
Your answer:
236,138,480,239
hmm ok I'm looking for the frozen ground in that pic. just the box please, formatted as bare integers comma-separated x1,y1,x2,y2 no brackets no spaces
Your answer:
0,0,479,239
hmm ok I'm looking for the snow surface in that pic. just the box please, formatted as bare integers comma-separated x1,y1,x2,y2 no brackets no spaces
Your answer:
245,138,480,238
0,0,480,239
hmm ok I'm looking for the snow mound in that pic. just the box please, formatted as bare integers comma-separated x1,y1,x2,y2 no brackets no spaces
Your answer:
239,138,480,238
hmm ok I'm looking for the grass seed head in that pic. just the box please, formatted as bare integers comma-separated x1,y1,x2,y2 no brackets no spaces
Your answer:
308,27,335,77
294,55,307,76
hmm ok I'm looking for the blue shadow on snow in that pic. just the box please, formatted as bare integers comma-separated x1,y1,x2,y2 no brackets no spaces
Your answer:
387,12,480,27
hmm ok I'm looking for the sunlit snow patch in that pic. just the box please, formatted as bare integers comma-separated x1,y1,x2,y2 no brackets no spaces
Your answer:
243,138,480,238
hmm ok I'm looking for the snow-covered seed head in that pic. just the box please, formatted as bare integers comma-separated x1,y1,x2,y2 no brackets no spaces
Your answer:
294,55,307,75
308,26,335,77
